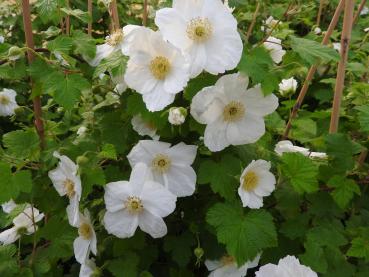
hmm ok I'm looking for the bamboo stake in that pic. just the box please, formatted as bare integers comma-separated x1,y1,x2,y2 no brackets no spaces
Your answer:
88,0,93,35
353,0,367,23
143,0,148,26
282,0,345,139
110,0,120,31
66,0,70,35
245,2,261,42
317,0,324,26
329,0,355,133
21,0,45,149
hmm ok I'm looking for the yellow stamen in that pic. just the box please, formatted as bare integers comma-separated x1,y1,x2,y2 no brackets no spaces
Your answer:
125,196,144,213
152,154,171,173
78,222,93,240
223,101,245,122
106,30,124,46
186,17,213,42
0,95,10,105
149,56,171,80
242,171,259,191
63,179,76,198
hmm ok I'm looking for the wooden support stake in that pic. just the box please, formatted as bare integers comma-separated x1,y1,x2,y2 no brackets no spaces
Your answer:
329,0,355,133
282,0,345,139
317,0,324,26
110,0,120,31
21,0,45,149
143,0,148,26
353,0,367,23
88,0,93,35
245,2,261,42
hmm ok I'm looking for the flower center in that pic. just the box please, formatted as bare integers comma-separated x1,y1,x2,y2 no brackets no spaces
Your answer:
220,255,235,266
223,101,245,122
149,56,171,80
242,171,259,191
152,154,171,173
0,95,10,105
186,17,213,42
78,222,93,240
106,30,124,46
125,196,144,214
17,226,28,235
63,179,76,198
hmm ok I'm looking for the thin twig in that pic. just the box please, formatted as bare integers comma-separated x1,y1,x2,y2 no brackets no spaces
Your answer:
143,0,148,26
109,0,120,31
329,0,355,133
21,0,45,149
353,0,367,23
29,205,37,266
88,0,93,35
282,0,345,139
245,2,261,42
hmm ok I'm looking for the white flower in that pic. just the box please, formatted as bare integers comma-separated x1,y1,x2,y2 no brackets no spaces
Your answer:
262,16,281,32
278,77,298,96
1,199,17,214
86,25,140,66
238,160,276,209
73,210,97,264
127,140,198,197
79,258,97,277
274,140,328,159
103,163,177,238
124,27,190,112
0,35,4,43
360,6,369,16
255,255,317,277
364,27,369,33
333,42,341,53
77,126,88,137
0,88,18,117
0,205,44,245
111,73,127,94
191,73,278,152
313,26,322,35
48,151,82,227
155,0,243,77
263,36,286,64
131,115,160,140
223,0,235,13
205,254,260,277
168,107,187,125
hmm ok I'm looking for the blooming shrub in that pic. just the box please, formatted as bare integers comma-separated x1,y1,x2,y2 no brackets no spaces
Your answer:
0,0,369,276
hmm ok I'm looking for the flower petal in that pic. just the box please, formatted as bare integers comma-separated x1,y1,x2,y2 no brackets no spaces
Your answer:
138,210,168,238
164,165,196,197
104,181,132,212
73,236,90,264
103,210,139,238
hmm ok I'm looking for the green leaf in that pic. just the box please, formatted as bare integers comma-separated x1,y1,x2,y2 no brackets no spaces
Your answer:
94,51,128,78
13,170,33,193
347,237,369,261
290,36,340,65
280,153,319,194
325,133,358,173
327,175,360,209
47,35,74,53
60,8,91,23
198,155,241,200
164,232,195,267
238,46,279,95
107,252,139,277
300,240,328,273
355,106,369,132
46,73,90,109
0,162,15,205
3,129,40,160
206,203,277,265
0,245,18,275
71,30,96,59
98,144,118,160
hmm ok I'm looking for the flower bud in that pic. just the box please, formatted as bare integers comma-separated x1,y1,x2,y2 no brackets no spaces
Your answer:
194,247,204,259
278,77,298,97
8,46,23,61
168,107,187,125
77,156,89,165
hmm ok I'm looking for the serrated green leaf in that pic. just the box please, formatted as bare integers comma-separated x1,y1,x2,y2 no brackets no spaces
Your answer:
13,170,33,193
281,153,319,194
325,134,357,173
355,105,369,132
3,129,40,160
290,36,340,65
164,232,195,267
47,36,73,53
72,30,96,59
347,237,369,262
327,175,360,209
198,155,240,200
94,51,128,78
206,203,277,265
300,240,328,273
107,252,139,277
60,8,91,23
